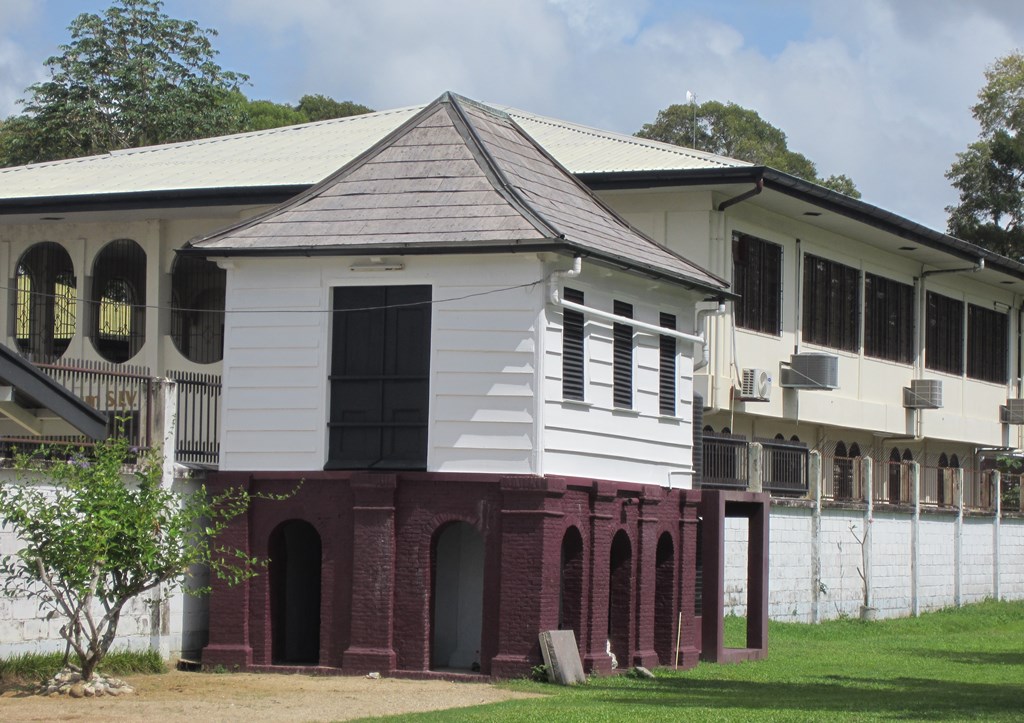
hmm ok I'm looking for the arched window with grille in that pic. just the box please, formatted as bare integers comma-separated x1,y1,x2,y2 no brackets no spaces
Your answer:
170,255,226,363
833,441,854,500
14,243,77,362
91,239,146,363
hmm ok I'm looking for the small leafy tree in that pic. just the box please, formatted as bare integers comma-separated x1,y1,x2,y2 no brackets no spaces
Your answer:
0,434,274,682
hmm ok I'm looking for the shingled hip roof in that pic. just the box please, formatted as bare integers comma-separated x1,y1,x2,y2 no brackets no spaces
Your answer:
184,92,729,296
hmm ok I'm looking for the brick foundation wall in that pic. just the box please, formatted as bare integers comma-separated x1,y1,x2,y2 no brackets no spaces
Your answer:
201,471,706,678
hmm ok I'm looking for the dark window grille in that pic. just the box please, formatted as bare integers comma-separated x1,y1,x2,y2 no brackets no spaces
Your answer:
864,273,913,363
613,300,633,409
925,291,964,375
733,232,782,335
967,303,1008,383
171,255,226,364
562,287,585,401
327,285,431,470
659,312,676,416
91,239,146,363
802,254,860,352
14,242,77,363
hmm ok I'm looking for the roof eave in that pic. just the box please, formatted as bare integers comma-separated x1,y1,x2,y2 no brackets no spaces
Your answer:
580,166,1024,280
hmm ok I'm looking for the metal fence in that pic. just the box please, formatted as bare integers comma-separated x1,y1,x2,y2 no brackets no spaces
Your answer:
821,454,866,502
31,358,155,450
0,360,221,466
170,370,221,465
701,432,749,490
759,437,809,496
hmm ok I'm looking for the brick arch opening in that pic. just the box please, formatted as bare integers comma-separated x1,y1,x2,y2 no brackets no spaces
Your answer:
559,526,584,643
654,532,675,665
608,530,632,668
431,521,484,671
268,519,321,665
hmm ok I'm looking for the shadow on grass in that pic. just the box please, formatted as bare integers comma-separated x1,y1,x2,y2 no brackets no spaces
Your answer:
910,649,1024,666
589,675,1024,719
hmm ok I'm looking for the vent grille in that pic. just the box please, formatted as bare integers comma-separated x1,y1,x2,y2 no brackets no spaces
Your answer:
1001,398,1024,425
779,353,839,389
903,379,942,409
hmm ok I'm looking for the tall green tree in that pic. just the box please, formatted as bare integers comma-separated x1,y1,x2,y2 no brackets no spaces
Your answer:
636,100,860,198
2,0,249,166
296,94,373,123
946,51,1024,259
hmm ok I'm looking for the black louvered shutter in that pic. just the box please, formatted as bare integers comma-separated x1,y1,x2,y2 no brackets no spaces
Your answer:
613,300,633,409
659,312,676,416
562,288,585,401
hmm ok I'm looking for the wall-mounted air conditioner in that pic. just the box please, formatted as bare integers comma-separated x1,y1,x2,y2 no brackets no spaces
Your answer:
903,379,942,409
779,352,839,390
739,368,772,401
1001,399,1024,425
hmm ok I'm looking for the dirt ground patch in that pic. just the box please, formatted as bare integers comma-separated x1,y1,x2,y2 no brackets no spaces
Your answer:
0,669,542,722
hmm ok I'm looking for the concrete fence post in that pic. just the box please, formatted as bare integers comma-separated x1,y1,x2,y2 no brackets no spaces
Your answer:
810,450,822,624
911,461,921,617
749,443,763,493
993,470,1001,601
862,457,873,614
955,467,964,608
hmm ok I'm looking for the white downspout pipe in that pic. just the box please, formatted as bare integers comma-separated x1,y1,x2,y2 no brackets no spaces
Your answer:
548,256,724,367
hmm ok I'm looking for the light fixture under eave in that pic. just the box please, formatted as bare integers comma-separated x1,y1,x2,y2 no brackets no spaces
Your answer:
803,211,822,217
350,256,404,272
899,246,917,251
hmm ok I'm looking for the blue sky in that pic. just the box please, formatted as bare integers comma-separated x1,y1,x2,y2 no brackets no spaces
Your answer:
2,1,1023,233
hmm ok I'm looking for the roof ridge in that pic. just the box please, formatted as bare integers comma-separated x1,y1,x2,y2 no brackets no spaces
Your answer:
0,105,427,174
502,107,748,169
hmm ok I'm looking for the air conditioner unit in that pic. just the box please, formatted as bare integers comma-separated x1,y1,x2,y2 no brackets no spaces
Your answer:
779,352,839,390
903,379,942,409
1001,398,1024,425
740,368,772,401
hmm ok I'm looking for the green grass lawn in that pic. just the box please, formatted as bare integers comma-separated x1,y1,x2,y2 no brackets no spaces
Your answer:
373,599,1024,722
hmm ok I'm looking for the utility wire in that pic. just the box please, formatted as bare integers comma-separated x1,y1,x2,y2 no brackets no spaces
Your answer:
0,278,546,316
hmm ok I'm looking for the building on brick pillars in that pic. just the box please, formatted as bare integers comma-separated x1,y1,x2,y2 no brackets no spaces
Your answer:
189,92,769,678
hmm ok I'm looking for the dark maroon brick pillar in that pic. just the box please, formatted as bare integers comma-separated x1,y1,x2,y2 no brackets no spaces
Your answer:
581,481,616,675
632,486,662,669
342,473,398,673
489,475,564,679
746,496,769,653
677,490,701,669
699,490,726,663
202,474,254,668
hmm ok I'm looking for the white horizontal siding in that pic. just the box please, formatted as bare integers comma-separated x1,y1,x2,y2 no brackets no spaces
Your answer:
541,273,701,486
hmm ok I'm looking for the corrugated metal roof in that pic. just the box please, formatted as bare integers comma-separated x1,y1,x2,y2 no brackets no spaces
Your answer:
187,93,730,295
0,101,745,201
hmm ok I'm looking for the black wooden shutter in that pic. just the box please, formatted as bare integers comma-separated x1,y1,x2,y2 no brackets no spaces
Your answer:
328,285,431,470
562,288,585,401
613,300,633,409
659,312,676,416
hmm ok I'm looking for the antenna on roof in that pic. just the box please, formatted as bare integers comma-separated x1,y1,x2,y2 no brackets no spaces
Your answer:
686,91,697,149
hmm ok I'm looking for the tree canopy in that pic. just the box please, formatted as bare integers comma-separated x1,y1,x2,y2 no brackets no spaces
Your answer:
0,434,285,682
0,0,373,167
946,51,1024,259
636,100,860,198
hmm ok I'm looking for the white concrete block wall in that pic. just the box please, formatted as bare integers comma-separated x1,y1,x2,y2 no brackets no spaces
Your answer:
723,517,749,616
0,469,198,660
764,507,816,622
870,514,913,618
918,515,956,612
962,517,995,603
818,510,866,619
999,519,1024,599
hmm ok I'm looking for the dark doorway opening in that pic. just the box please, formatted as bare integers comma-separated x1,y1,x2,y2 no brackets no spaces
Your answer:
654,532,675,665
269,520,322,665
608,530,632,668
559,527,584,642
